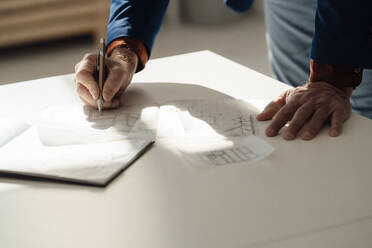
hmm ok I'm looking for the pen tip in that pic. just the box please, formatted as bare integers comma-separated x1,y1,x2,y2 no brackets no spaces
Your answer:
97,99,103,112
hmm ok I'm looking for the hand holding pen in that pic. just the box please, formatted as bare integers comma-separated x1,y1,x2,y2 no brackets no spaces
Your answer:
74,38,139,111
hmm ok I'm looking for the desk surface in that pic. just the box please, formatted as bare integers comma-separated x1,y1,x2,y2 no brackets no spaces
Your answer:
1,51,371,248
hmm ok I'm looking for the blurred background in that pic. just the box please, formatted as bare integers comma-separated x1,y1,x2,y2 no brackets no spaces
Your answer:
0,0,269,85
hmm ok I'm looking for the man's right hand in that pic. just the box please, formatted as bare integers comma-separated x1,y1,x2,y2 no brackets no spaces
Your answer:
74,46,138,110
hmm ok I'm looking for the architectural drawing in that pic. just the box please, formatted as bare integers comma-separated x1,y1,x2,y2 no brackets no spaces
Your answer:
161,99,259,138
223,114,259,136
199,145,259,166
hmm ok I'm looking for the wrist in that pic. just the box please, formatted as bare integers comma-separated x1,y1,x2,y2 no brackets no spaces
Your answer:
308,81,354,98
109,46,138,74
341,87,354,98
309,59,363,89
106,37,149,72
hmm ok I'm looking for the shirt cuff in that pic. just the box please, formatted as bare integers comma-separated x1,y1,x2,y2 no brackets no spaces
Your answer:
106,37,149,72
309,59,363,89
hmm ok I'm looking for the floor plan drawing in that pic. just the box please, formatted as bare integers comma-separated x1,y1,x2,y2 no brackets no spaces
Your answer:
199,145,259,166
160,99,260,138
223,114,259,136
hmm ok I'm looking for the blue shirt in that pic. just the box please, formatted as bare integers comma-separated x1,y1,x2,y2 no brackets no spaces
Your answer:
107,0,372,68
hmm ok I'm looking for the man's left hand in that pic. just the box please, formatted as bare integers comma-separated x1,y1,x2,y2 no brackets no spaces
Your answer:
256,82,353,140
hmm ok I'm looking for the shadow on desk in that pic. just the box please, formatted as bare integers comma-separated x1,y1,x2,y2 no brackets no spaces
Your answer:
122,82,235,104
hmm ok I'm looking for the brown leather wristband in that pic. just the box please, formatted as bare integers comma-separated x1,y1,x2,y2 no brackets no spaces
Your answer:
106,37,149,72
309,59,363,89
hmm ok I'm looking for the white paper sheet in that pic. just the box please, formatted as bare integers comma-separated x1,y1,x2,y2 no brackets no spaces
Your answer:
172,136,274,169
240,98,271,112
0,119,30,147
0,99,273,184
0,127,153,185
157,99,261,139
37,104,158,146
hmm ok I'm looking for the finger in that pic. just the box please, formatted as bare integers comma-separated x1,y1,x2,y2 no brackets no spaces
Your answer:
102,98,120,109
329,110,345,137
74,61,81,72
256,101,279,121
77,83,98,107
284,103,314,140
300,108,330,140
109,98,121,109
78,84,120,110
103,78,121,102
112,87,126,105
265,101,299,137
75,54,99,99
257,95,286,121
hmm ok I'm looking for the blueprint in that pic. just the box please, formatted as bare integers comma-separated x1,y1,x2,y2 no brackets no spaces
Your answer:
173,135,274,169
32,98,273,174
157,99,260,139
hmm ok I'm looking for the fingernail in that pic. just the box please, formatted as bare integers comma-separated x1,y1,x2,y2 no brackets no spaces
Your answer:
92,90,98,100
266,128,275,137
301,131,312,140
284,133,295,140
329,129,339,137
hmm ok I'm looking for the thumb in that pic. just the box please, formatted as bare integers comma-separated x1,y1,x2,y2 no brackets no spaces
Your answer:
102,59,124,101
256,93,287,121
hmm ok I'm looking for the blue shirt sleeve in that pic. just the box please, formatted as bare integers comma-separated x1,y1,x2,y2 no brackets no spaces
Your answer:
224,0,254,12
311,0,372,69
107,0,169,57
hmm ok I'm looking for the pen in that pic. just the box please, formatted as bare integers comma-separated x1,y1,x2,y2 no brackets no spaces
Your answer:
96,38,106,112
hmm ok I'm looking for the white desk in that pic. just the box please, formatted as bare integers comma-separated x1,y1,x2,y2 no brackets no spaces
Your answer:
1,51,371,248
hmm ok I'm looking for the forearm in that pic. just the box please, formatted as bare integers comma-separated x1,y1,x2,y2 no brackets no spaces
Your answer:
107,0,169,71
309,0,372,91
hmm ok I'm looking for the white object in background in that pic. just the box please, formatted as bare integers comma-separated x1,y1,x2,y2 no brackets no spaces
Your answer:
0,119,30,147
